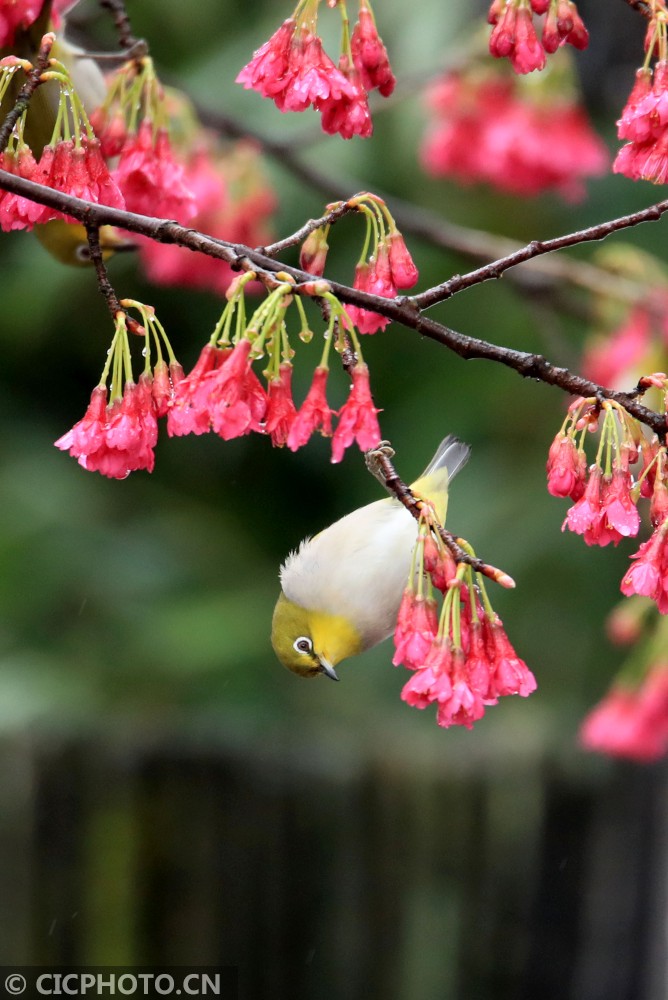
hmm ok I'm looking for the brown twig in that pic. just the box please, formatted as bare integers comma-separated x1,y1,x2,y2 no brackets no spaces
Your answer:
194,105,655,308
260,200,354,257
365,444,515,588
413,201,668,309
623,0,652,17
0,167,665,438
98,0,144,54
85,225,123,318
0,32,55,154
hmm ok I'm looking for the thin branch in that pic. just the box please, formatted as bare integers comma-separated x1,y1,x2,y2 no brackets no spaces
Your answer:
622,0,652,16
260,200,355,257
365,444,515,588
413,201,668,309
194,104,654,308
98,0,145,54
0,32,55,154
0,167,665,438
85,224,122,318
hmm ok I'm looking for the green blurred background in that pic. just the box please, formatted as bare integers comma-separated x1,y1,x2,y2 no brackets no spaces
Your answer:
0,1,666,998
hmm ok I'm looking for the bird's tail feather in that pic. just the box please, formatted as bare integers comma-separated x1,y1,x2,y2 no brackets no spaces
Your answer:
420,434,471,481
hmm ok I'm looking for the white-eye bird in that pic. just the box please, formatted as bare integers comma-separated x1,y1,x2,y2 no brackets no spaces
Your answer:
34,220,136,265
2,8,135,266
271,435,470,680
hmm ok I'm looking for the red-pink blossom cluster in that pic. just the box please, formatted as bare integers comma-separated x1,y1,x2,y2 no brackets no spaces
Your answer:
344,233,419,334
84,55,199,224
138,141,277,297
0,0,42,46
236,0,394,139
614,63,668,184
89,58,279,294
110,120,197,223
421,70,607,201
0,0,75,45
55,374,171,479
488,0,588,74
580,663,668,762
548,396,668,617
297,200,419,333
581,305,666,391
0,136,125,231
551,399,641,545
393,525,536,730
563,465,641,546
168,343,380,464
621,514,668,612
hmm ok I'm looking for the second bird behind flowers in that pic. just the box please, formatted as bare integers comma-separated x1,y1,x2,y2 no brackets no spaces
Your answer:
271,436,470,680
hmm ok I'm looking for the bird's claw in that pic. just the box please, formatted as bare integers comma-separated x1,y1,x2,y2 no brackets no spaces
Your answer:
365,440,395,485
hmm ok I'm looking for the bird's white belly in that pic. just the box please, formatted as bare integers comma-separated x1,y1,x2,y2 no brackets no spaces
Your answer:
281,499,418,650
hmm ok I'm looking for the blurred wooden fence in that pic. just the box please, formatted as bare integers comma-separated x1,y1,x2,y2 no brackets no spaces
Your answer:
0,732,665,1000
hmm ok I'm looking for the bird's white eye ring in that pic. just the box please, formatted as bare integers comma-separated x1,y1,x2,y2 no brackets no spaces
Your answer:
75,244,92,262
293,636,313,655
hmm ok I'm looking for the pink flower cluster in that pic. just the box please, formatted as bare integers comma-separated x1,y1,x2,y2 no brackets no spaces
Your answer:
167,342,380,463
236,1,394,139
88,57,280,295
488,0,588,74
0,0,72,47
0,0,43,47
548,398,668,616
109,120,197,223
621,516,668,612
345,233,419,334
0,49,203,235
580,664,668,762
57,337,382,478
397,594,536,730
139,142,277,297
55,372,175,479
614,63,668,185
0,137,125,231
421,71,607,201
393,528,536,730
563,465,641,546
581,306,663,391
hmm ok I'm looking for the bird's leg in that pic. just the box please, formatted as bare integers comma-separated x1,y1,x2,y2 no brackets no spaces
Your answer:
365,440,396,486
365,441,424,517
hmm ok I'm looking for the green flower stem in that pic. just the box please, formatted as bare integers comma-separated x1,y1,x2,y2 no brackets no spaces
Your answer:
98,321,122,388
294,294,312,341
318,323,335,369
436,584,455,643
338,0,352,61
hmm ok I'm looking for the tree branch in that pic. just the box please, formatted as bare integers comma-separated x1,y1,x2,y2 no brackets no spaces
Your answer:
260,199,355,257
366,443,515,588
0,167,665,437
98,0,145,54
85,224,123,318
413,200,668,309
622,0,652,17
194,104,655,309
0,32,55,155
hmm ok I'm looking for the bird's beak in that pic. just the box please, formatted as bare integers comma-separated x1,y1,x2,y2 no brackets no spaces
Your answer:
318,657,340,682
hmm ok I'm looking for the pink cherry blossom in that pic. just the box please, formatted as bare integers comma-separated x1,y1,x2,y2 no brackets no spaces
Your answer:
331,363,381,463
287,367,335,451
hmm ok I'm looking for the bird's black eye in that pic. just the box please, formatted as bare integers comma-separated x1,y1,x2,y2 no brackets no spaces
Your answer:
75,245,91,262
293,636,313,655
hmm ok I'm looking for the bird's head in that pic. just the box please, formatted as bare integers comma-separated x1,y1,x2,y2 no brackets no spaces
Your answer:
34,221,137,266
271,592,363,681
